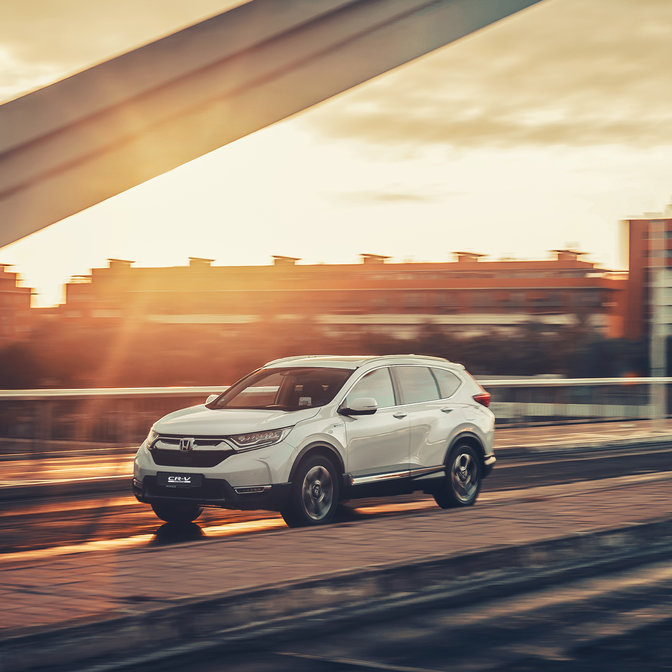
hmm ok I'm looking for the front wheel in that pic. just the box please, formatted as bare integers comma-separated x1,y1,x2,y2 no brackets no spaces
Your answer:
151,501,202,524
433,444,482,509
281,454,340,527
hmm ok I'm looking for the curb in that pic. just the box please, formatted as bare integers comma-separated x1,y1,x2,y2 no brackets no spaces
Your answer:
3,517,672,672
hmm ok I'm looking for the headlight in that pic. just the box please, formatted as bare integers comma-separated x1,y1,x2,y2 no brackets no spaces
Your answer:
228,427,291,451
145,428,159,447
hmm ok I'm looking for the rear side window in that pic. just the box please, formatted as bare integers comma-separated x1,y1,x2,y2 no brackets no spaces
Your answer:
394,366,440,404
345,368,396,409
431,368,462,399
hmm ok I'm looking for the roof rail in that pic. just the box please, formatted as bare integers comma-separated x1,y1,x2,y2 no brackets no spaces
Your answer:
263,353,458,367
263,355,343,366
368,354,452,364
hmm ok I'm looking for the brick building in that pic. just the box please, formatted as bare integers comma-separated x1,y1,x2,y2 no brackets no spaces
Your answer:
58,251,626,339
622,201,672,342
0,264,33,347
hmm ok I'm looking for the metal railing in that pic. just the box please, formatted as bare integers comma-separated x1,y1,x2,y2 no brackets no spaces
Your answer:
481,377,671,426
0,379,670,445
0,386,229,446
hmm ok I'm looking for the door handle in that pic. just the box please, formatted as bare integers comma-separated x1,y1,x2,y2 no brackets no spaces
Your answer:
393,412,407,419
441,408,453,414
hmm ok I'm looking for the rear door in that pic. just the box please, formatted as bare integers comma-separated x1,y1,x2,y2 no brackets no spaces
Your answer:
392,365,465,472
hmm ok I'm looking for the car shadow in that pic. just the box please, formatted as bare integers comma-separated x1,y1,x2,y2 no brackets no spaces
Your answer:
151,521,205,546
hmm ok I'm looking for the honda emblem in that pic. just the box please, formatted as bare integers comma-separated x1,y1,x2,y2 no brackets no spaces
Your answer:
179,438,194,451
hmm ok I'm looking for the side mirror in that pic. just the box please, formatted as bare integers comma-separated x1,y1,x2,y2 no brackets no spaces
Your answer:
339,397,378,416
206,394,219,405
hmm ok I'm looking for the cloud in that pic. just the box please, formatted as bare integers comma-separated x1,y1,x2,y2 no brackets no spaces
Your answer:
2,0,671,148
307,0,672,149
0,0,239,101
332,191,440,205
0,47,62,102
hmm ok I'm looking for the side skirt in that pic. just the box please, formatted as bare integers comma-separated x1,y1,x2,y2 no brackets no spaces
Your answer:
342,467,445,500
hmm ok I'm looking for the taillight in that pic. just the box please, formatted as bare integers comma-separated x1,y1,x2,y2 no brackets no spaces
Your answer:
467,373,491,408
473,391,491,407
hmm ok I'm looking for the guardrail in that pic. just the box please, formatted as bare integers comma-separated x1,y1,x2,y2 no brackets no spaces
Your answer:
0,386,229,446
481,377,671,426
0,379,670,445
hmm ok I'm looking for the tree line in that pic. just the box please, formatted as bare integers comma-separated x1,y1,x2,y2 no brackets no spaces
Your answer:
0,319,648,389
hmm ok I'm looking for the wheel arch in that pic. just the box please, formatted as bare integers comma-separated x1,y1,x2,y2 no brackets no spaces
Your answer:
288,441,345,484
445,432,486,468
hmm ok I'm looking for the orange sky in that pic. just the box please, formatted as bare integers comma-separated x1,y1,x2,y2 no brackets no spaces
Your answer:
1,0,672,305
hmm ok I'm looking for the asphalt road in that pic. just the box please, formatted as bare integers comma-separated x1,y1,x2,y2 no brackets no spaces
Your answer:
2,443,671,557
154,558,672,672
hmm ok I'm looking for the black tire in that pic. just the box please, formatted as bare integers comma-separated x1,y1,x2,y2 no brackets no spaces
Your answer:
151,501,202,524
433,444,482,509
281,454,340,527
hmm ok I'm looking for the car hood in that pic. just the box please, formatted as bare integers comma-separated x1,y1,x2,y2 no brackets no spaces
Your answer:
154,405,321,436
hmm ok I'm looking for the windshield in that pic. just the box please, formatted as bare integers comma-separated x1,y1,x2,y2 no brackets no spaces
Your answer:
209,367,354,411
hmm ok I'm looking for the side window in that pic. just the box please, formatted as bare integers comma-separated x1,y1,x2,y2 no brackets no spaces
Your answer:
432,368,462,399
345,368,396,408
395,366,440,404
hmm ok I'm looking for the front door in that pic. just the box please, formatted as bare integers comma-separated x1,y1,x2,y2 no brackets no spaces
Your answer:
342,367,410,478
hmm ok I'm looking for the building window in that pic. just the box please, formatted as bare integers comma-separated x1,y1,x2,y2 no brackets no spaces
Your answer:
371,294,388,311
471,292,491,308
508,292,526,308
403,292,423,309
435,292,458,311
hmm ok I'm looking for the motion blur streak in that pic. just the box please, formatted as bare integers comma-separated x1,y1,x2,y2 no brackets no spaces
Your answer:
5,473,671,566
0,533,155,565
0,517,284,565
0,496,133,518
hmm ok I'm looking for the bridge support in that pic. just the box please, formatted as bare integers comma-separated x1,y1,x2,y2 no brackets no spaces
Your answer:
0,0,542,247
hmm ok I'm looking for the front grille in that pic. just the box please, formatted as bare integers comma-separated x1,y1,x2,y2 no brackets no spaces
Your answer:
158,437,224,448
150,448,233,468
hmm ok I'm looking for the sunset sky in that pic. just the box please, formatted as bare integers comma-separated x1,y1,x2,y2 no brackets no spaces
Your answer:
1,0,671,306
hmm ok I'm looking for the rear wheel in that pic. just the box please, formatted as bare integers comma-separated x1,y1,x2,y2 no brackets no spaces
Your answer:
151,501,202,524
282,454,340,527
434,444,481,509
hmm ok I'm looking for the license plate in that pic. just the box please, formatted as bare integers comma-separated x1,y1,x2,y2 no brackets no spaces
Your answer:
157,472,203,488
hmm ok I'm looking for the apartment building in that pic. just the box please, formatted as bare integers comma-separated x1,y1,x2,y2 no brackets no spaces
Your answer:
58,251,626,339
622,201,672,342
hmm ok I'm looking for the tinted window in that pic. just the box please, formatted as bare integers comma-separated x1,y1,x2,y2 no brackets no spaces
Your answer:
395,366,440,404
345,368,396,409
432,368,462,398
212,367,353,410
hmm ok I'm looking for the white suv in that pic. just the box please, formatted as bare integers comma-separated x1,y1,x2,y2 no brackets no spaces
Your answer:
132,355,496,526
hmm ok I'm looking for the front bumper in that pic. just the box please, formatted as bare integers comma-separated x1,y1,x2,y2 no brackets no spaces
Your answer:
483,453,496,477
132,475,291,512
